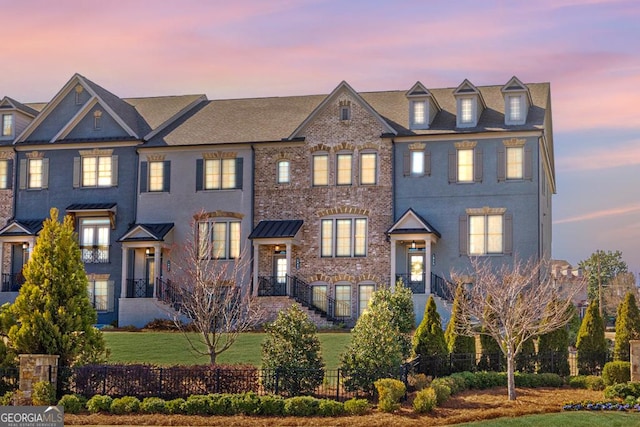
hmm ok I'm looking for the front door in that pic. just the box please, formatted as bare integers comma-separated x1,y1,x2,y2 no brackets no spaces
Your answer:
145,255,155,297
273,254,287,295
409,252,425,293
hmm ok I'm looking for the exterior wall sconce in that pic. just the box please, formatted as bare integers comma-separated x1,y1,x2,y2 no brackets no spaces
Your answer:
145,247,154,256
22,242,29,250
274,244,280,252
411,241,416,249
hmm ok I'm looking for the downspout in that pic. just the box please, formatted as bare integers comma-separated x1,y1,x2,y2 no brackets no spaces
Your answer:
250,144,255,295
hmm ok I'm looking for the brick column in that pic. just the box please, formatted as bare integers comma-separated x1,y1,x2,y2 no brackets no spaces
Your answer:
630,340,640,382
19,354,59,398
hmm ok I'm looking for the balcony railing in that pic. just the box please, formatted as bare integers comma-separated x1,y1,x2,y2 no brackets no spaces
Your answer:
430,272,453,301
125,278,153,298
395,272,453,301
258,275,352,323
1,273,25,292
80,246,110,264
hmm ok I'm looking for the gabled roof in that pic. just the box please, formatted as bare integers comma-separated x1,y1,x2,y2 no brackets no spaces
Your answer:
249,220,303,239
119,223,174,242
0,97,39,117
0,219,45,236
387,208,441,238
501,76,533,104
288,81,397,139
453,79,486,109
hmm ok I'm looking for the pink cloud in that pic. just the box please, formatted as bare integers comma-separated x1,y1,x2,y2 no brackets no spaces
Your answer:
554,203,640,225
557,140,640,172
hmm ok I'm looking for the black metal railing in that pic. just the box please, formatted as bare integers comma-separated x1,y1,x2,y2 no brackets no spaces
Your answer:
80,245,110,264
156,278,183,311
395,273,426,293
430,272,453,301
258,275,352,324
1,273,25,292
126,278,154,298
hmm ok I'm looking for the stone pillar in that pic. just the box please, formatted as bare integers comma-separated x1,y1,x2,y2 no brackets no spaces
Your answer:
19,354,59,398
630,340,640,382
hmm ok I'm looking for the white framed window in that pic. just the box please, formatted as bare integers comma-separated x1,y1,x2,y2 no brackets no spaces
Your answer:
312,154,328,186
412,101,426,126
336,153,352,185
2,114,13,137
277,160,290,184
358,284,375,317
457,148,474,182
506,146,524,180
198,219,241,260
205,158,236,189
149,161,164,192
82,156,112,187
340,105,351,121
87,280,114,312
320,217,367,258
312,284,328,313
28,158,43,189
460,98,474,124
360,152,377,185
469,214,503,255
0,160,8,189
411,151,424,175
80,218,110,263
509,96,522,122
335,284,352,317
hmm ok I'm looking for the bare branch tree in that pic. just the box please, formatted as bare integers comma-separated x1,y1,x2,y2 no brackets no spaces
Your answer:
451,256,583,401
164,214,263,364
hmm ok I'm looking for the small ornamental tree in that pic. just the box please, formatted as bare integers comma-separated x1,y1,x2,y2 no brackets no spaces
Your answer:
538,299,571,376
3,208,107,368
613,291,640,362
412,295,447,375
261,304,324,396
445,285,476,372
369,280,415,359
576,299,608,375
340,296,403,395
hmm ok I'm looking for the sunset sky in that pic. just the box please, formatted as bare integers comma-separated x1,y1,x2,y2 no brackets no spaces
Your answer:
2,0,638,276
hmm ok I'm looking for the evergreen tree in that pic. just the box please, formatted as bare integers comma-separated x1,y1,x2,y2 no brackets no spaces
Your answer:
340,296,403,394
412,295,447,375
261,304,324,395
4,209,106,368
538,300,570,376
576,299,608,375
368,280,414,358
515,337,536,373
477,296,504,371
444,284,476,372
613,291,640,362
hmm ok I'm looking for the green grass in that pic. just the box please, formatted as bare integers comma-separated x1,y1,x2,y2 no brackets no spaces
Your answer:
103,331,351,369
457,411,640,426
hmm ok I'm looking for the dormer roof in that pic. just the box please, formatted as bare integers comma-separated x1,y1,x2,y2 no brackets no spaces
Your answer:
501,76,533,104
453,79,486,108
0,97,39,117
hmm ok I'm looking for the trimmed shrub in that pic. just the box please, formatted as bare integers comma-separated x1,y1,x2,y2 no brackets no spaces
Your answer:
262,305,324,396
258,395,285,416
110,396,141,415
317,399,345,417
32,381,56,406
602,361,631,386
413,387,437,413
140,397,167,414
183,394,211,415
165,398,185,414
576,299,608,375
209,394,234,416
450,371,476,391
604,382,640,400
283,396,319,417
429,381,451,405
343,398,369,415
371,279,415,359
413,296,447,376
0,391,13,406
474,371,507,389
408,373,429,391
614,292,640,362
57,394,85,414
86,394,113,413
568,375,605,390
231,392,261,415
432,376,460,395
374,378,406,413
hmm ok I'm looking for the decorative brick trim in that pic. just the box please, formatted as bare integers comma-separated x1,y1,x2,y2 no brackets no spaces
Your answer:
26,151,44,159
409,142,426,151
79,148,113,157
146,154,165,161
318,206,370,217
360,142,379,150
87,273,110,281
194,210,244,220
503,137,526,147
465,206,507,215
333,273,356,283
310,144,331,153
335,142,355,151
356,273,380,284
202,151,237,159
307,273,332,284
275,152,291,160
0,150,14,160
454,140,477,149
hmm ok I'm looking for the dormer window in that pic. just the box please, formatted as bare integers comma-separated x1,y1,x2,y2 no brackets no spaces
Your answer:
2,114,12,137
93,110,102,130
406,82,440,130
460,98,474,124
502,76,530,125
412,101,426,125
508,96,522,122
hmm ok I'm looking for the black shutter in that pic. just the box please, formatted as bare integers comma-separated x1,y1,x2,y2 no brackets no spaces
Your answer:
459,215,468,256
73,157,81,188
6,159,13,190
19,159,26,189
140,162,148,193
163,161,171,192
504,213,513,255
524,146,533,181
424,150,431,176
403,152,410,176
41,158,49,189
235,158,243,189
111,155,118,186
448,151,456,183
497,147,506,182
474,148,483,183
196,159,203,191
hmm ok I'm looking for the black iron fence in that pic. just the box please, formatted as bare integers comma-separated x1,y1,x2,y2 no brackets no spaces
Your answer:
125,278,154,298
1,273,25,292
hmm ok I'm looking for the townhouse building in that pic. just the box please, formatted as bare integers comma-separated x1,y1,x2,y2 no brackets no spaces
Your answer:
0,74,555,328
